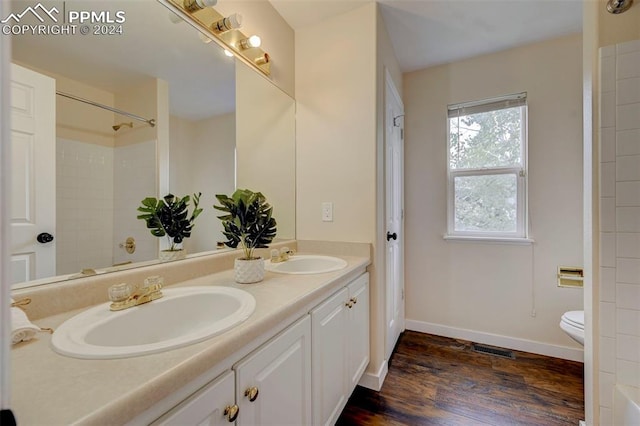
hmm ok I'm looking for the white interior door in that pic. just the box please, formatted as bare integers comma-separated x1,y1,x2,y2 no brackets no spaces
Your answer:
10,63,56,285
385,70,405,359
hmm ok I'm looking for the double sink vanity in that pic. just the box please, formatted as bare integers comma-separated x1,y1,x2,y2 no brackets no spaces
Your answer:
10,241,371,425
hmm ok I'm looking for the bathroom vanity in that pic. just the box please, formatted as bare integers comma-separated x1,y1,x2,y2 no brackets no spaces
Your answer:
10,245,370,425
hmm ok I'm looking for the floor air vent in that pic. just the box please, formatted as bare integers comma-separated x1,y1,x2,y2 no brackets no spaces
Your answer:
472,343,516,359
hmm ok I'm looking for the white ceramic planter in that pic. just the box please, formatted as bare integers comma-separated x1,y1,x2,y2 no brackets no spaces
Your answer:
234,257,265,284
159,249,186,263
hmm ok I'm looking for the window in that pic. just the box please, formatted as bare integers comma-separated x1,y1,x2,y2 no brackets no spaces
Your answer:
447,93,528,239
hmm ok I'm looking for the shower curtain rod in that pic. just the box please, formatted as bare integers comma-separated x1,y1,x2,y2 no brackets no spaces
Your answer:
56,91,156,127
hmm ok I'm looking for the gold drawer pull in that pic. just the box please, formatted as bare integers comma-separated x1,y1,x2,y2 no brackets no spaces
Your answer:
245,386,259,402
224,404,239,422
350,297,358,304
345,301,353,308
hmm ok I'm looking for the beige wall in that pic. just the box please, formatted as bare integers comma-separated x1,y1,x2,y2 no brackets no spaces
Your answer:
403,34,584,356
169,113,236,253
296,4,376,244
236,62,296,240
296,2,400,384
216,0,295,97
113,79,158,147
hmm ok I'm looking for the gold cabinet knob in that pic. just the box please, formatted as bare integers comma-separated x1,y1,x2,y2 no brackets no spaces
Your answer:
245,386,259,402
224,404,239,422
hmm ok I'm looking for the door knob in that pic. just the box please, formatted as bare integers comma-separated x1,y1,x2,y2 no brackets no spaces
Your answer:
386,232,397,241
36,232,54,244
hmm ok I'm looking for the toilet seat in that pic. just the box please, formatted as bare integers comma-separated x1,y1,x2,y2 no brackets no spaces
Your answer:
560,310,584,346
561,311,584,330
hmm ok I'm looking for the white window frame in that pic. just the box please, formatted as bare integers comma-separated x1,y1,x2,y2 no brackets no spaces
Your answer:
446,93,529,241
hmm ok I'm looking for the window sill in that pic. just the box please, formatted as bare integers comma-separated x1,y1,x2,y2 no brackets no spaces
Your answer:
443,235,535,245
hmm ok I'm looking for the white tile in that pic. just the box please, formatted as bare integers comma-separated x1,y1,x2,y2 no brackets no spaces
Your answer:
618,40,640,55
618,283,640,310
617,103,640,131
601,301,617,338
618,78,640,105
601,336,617,373
618,181,640,207
602,56,617,94
601,267,617,302
601,232,617,267
618,51,640,80
600,371,616,408
617,359,640,386
617,258,640,284
618,207,640,232
601,127,617,162
618,233,640,259
600,406,613,426
601,163,616,197
602,92,617,128
617,334,640,362
601,197,617,232
618,308,640,336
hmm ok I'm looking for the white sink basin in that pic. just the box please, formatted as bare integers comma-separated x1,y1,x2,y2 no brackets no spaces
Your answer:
51,286,256,359
265,255,348,275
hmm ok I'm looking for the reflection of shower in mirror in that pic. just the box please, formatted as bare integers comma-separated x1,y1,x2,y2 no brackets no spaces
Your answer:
112,122,133,132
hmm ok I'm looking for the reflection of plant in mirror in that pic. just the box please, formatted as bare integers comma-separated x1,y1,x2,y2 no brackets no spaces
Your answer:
214,189,277,260
137,193,203,251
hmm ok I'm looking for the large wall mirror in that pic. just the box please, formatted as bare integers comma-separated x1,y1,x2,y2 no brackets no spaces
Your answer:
9,0,295,289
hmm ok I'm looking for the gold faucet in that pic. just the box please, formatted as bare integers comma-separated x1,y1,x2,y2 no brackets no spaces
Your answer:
270,247,295,263
108,276,163,311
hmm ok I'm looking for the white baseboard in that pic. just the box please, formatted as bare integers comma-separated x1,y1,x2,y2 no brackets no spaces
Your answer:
358,359,388,391
405,319,584,363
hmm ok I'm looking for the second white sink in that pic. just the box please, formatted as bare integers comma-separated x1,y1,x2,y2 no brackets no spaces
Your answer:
265,255,348,275
51,286,256,359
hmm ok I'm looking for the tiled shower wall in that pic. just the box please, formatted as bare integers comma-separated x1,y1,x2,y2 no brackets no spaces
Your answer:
56,139,114,275
599,39,640,425
112,140,157,266
56,139,156,275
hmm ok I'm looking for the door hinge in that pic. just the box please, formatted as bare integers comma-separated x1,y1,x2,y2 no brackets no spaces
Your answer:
400,129,404,140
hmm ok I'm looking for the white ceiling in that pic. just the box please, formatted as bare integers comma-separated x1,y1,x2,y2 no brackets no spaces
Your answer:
269,0,583,72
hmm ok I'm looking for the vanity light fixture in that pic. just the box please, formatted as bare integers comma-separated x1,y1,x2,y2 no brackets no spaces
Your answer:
211,13,242,34
224,49,234,57
238,35,261,50
255,53,270,65
183,0,217,12
164,0,271,76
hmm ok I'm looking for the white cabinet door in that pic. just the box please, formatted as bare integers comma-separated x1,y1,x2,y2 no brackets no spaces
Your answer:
153,370,237,426
347,273,370,390
235,316,311,426
311,287,349,426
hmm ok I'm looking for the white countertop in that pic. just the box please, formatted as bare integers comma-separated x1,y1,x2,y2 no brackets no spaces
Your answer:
11,255,369,425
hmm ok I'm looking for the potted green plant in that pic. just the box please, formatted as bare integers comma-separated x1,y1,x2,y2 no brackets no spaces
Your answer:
137,193,203,262
214,189,277,283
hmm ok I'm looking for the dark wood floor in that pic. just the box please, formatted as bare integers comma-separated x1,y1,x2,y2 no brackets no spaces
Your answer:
337,331,584,425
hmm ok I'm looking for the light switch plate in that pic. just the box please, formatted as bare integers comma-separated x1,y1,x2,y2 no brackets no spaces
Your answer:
322,202,333,222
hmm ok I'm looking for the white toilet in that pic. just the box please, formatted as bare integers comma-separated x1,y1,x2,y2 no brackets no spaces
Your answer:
560,310,584,346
